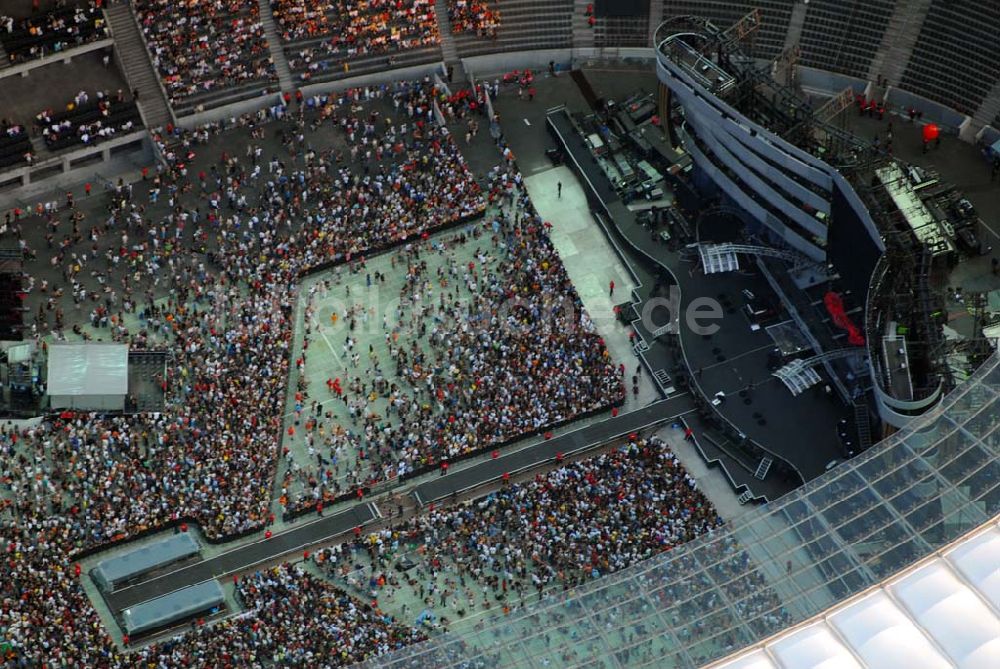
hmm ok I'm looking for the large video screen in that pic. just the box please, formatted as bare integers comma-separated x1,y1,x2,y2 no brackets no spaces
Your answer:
828,180,884,304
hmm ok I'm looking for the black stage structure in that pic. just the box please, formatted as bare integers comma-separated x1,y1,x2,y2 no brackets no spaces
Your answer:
547,104,859,487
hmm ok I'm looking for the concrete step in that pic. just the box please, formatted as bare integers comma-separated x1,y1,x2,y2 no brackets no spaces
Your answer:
256,0,294,92
433,0,459,63
867,0,933,86
972,80,1000,127
29,136,47,156
103,2,174,129
572,0,596,49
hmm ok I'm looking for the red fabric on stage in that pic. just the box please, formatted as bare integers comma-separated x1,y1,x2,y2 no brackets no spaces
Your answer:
823,291,865,345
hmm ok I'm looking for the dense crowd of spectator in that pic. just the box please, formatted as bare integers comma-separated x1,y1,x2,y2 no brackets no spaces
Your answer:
129,564,426,666
282,169,624,511
281,0,439,79
0,118,32,168
269,0,335,40
0,535,422,666
35,89,140,150
0,1,107,65
314,437,723,624
133,0,276,104
429,528,791,668
0,75,748,666
0,80,482,664
447,0,500,39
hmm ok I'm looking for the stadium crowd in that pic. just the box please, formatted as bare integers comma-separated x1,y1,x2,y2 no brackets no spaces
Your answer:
128,564,426,666
0,80,479,663
0,533,423,666
282,0,439,79
270,0,334,41
0,1,107,65
0,71,754,666
0,77,595,663
447,0,500,38
313,437,724,622
450,530,791,668
133,0,276,103
282,170,624,511
35,89,140,149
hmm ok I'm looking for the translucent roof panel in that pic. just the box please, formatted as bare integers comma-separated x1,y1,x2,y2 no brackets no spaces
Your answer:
715,651,777,669
766,623,862,669
47,343,128,396
890,561,1000,669
91,533,199,592
827,591,952,669
945,526,1000,610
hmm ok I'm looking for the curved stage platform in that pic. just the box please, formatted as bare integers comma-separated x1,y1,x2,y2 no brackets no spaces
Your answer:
546,107,855,488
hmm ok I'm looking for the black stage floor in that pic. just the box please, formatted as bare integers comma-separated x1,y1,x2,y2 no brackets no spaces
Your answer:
547,108,851,483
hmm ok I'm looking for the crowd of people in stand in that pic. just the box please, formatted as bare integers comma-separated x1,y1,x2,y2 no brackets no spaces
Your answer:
282,0,439,79
281,166,624,512
313,437,724,627
426,526,791,668
306,437,790,667
0,1,107,65
0,72,760,666
0,119,26,137
270,0,337,41
0,119,31,168
128,564,427,666
35,89,140,149
446,0,500,39
133,0,276,104
0,79,487,664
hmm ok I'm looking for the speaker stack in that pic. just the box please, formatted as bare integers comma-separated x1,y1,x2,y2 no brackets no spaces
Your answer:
0,248,24,341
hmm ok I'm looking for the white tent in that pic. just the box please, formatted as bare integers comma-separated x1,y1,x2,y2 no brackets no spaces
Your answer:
47,343,128,411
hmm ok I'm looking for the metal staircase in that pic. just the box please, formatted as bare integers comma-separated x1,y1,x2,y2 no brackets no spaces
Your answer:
257,0,294,92
104,1,173,130
632,337,649,355
774,349,864,396
433,0,460,65
853,402,873,451
866,0,933,88
754,456,773,480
